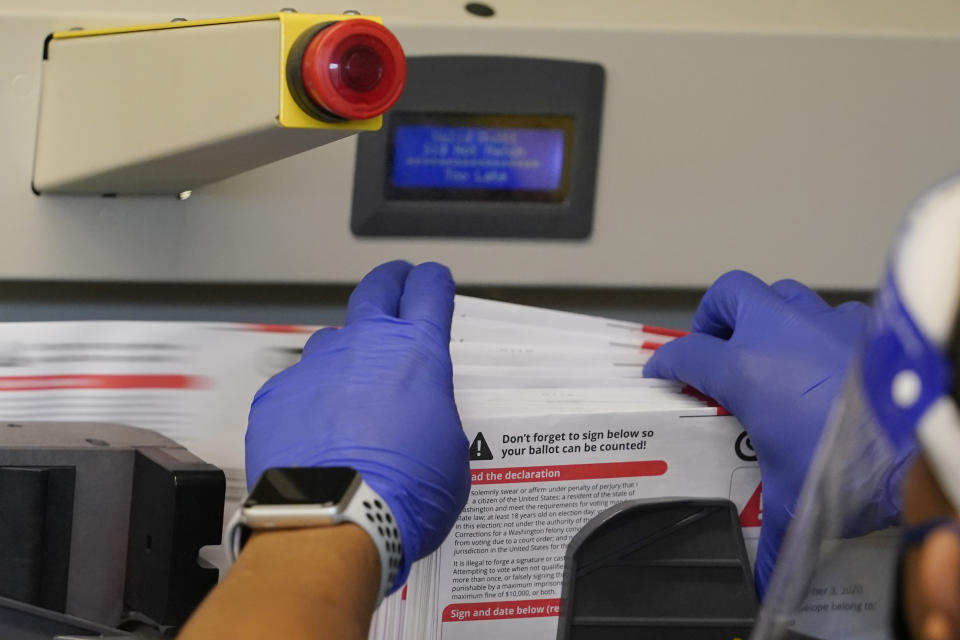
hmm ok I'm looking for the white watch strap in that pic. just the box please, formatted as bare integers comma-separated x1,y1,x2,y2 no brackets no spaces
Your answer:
341,480,404,604
224,477,403,606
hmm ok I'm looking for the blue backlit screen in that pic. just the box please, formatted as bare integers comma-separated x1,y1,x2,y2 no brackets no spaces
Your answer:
390,125,566,192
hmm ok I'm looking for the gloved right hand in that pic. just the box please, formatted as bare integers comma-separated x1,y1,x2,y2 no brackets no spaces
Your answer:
245,260,470,591
642,270,900,597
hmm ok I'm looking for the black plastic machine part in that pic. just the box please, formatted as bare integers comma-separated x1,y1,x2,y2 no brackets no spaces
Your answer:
557,498,758,640
351,56,605,239
285,22,347,122
123,448,226,627
0,425,225,633
0,467,75,612
0,595,130,640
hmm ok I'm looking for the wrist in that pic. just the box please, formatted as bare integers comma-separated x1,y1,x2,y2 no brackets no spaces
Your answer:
287,453,422,586
227,525,379,639
179,524,380,640
227,466,404,603
245,524,378,578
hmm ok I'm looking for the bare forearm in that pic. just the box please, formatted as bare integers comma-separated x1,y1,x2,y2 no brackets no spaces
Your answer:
178,524,379,640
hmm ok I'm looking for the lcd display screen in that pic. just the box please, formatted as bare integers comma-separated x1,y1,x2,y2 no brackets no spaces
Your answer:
245,467,357,506
386,114,574,202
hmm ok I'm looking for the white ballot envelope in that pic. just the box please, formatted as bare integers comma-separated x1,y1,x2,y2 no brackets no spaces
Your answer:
0,298,897,640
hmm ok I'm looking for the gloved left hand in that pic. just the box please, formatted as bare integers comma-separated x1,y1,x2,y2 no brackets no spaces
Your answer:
642,271,901,597
244,260,471,591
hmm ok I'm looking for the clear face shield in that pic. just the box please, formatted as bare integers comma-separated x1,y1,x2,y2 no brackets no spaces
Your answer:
752,270,955,640
751,358,908,640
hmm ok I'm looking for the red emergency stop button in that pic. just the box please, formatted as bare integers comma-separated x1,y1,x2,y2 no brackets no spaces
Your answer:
295,19,406,122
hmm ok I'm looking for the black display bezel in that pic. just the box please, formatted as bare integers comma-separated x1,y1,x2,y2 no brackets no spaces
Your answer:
351,56,604,239
244,467,358,507
385,113,575,203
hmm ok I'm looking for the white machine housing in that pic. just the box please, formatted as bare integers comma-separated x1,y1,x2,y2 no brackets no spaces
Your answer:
32,15,383,195
3,1,960,288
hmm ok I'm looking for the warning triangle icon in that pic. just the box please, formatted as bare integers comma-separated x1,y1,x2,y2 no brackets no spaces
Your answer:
469,432,494,461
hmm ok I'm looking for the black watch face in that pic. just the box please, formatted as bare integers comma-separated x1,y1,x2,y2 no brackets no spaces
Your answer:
245,467,358,507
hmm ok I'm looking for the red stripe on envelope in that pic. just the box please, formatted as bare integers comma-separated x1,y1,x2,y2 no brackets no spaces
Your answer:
471,461,667,485
643,325,689,338
0,374,207,391
443,599,561,622
681,385,731,416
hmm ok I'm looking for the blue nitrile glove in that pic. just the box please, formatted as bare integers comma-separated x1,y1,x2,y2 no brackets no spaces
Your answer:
642,270,894,597
244,260,470,591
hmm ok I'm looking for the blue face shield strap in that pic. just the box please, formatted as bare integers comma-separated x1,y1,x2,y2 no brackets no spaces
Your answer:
951,305,960,405
891,517,960,640
862,272,953,456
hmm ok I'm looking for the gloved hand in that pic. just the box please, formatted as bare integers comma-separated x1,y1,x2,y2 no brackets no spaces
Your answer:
643,270,885,597
245,260,470,591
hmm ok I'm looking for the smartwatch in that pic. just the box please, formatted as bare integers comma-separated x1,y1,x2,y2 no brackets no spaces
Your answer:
225,467,403,604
